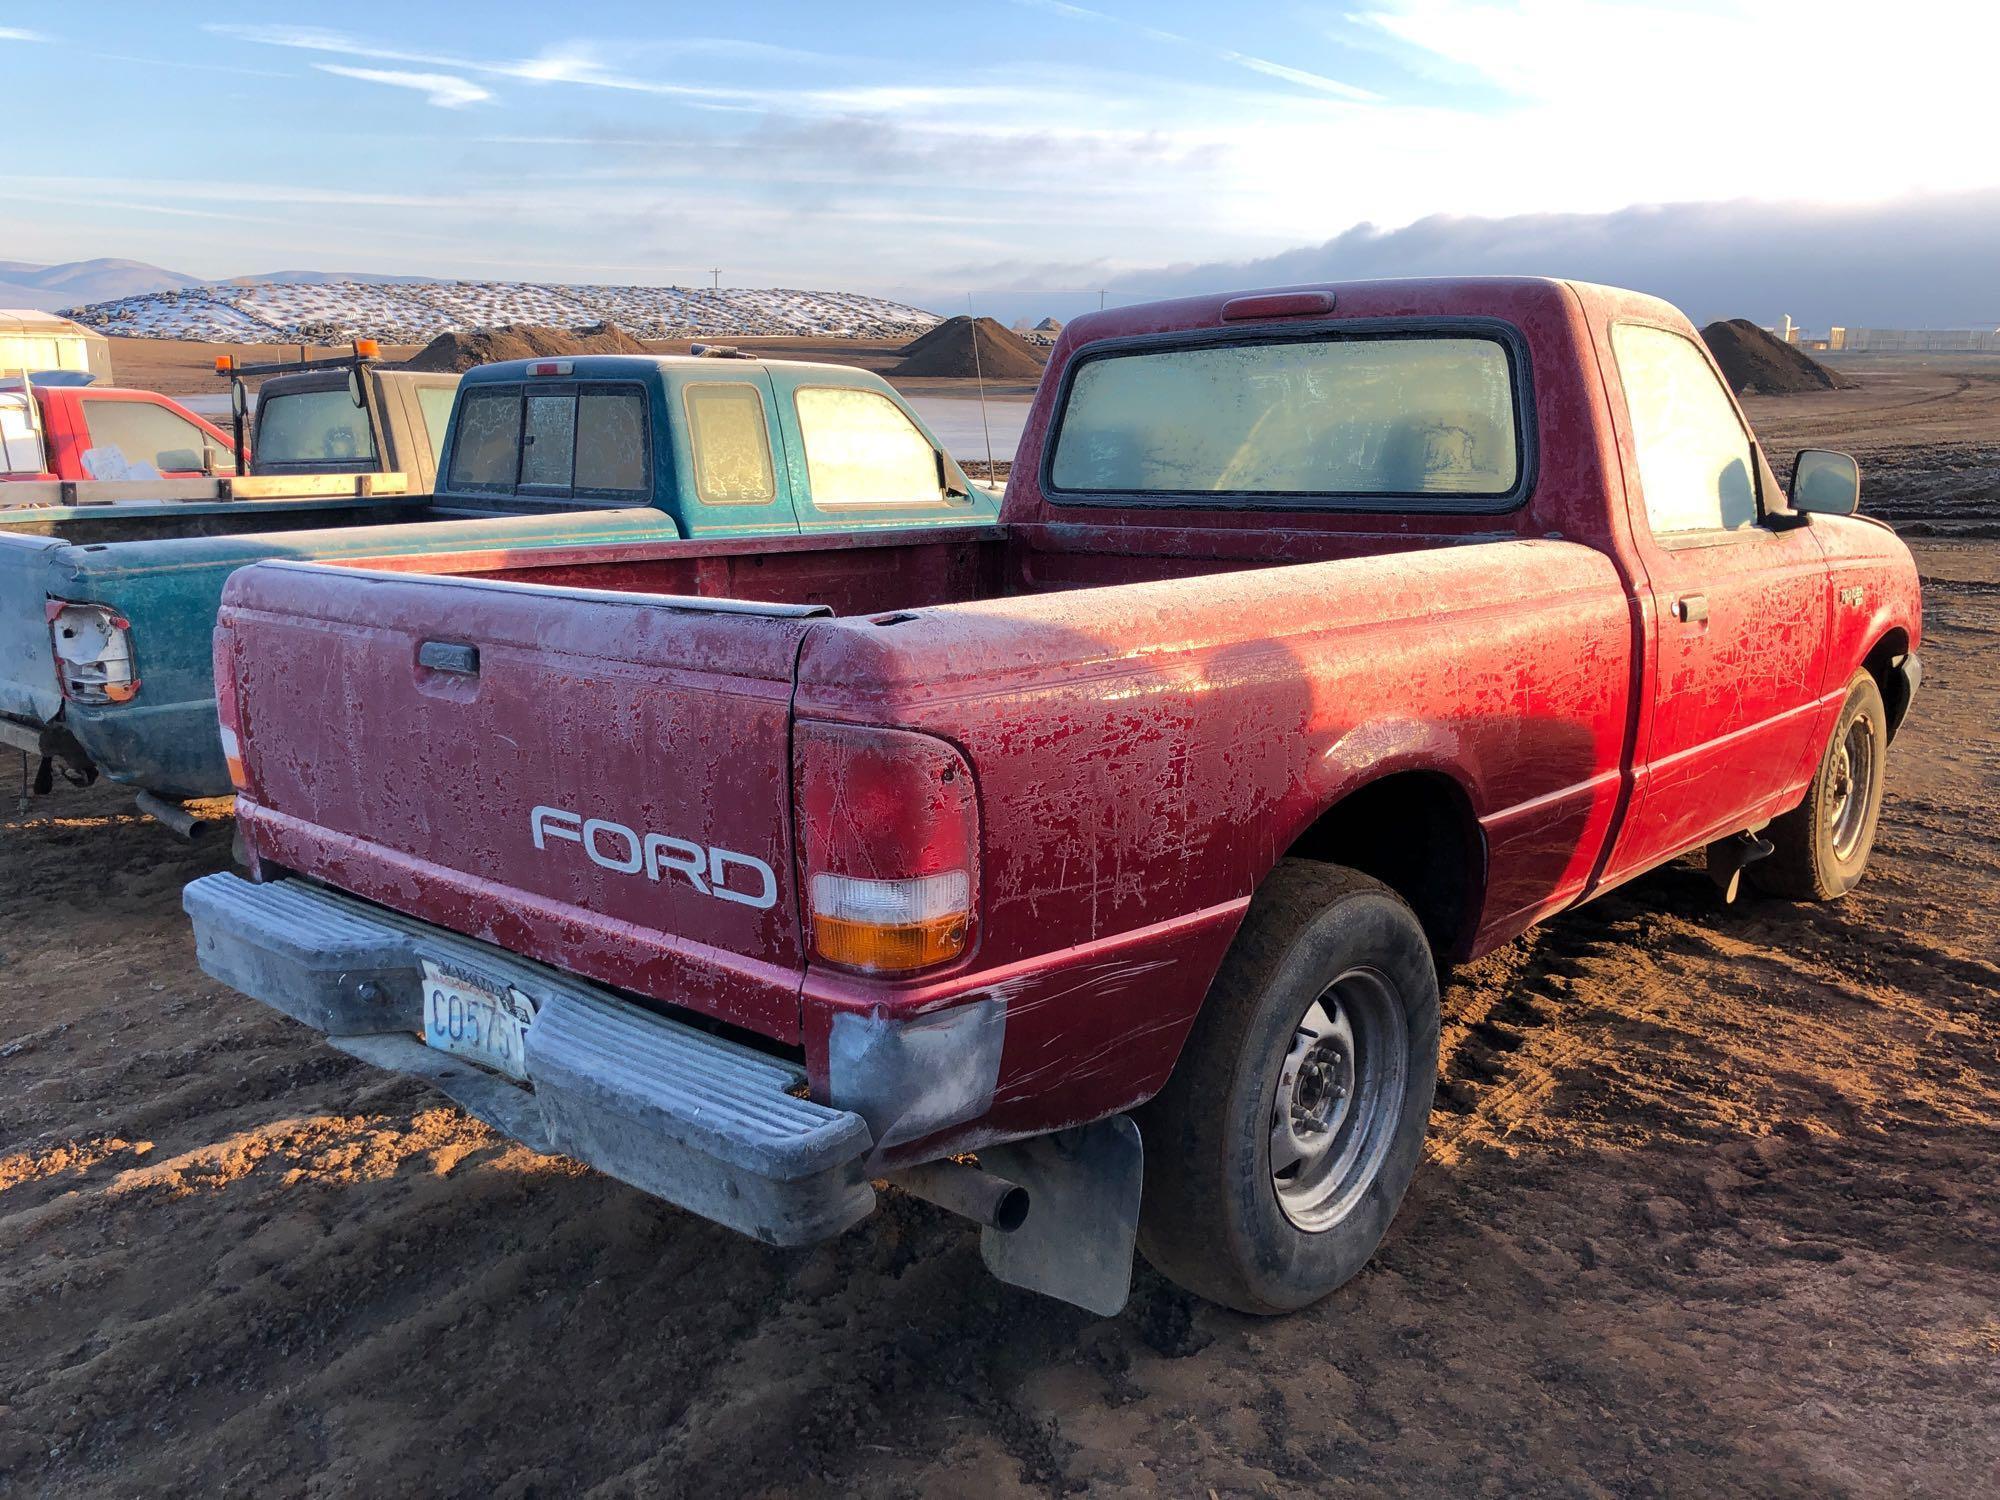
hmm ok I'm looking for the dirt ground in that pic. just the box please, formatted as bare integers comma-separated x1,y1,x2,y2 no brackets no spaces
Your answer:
2,358,1997,1498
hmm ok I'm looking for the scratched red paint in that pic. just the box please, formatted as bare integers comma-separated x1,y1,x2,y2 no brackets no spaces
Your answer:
216,278,1922,1165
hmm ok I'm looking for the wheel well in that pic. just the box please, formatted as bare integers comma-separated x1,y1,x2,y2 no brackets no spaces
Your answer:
1863,628,1913,740
1283,771,1484,961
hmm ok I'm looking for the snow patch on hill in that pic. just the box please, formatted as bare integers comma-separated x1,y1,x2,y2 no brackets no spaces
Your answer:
61,280,941,343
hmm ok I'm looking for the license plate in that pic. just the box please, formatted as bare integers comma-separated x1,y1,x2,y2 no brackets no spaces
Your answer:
419,959,538,1081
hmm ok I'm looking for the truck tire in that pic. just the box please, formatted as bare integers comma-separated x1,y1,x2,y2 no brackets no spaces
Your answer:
1751,670,1888,902
1136,861,1440,1314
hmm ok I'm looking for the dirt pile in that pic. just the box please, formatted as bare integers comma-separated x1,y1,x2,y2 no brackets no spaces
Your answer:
893,316,1045,379
1701,319,1855,395
401,321,650,373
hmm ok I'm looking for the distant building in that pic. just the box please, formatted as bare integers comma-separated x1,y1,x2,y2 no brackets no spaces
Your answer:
1841,327,2000,352
0,309,113,381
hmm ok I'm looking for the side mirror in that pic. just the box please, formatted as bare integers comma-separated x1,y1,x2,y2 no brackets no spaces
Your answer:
1790,448,1860,516
230,380,248,420
936,447,969,501
157,448,205,473
348,367,367,409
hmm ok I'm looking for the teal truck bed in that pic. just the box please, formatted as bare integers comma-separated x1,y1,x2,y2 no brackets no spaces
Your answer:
0,354,996,807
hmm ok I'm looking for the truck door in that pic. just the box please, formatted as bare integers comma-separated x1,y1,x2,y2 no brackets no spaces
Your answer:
75,393,237,478
774,376,982,531
1604,320,1831,877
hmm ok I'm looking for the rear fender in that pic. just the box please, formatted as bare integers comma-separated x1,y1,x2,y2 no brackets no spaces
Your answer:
1283,721,1489,957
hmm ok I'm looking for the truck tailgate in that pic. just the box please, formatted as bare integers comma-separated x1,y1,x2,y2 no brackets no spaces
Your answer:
0,534,63,724
220,560,823,1043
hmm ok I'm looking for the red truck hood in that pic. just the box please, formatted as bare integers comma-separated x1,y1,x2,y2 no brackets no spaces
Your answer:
221,561,823,1043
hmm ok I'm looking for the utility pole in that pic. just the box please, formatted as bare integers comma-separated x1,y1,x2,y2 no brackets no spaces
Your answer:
710,267,722,291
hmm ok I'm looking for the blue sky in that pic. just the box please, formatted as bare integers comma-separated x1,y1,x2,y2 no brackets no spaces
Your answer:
2,2,1992,319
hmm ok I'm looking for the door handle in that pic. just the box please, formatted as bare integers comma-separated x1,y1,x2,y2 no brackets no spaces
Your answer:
1672,594,1709,624
418,640,480,675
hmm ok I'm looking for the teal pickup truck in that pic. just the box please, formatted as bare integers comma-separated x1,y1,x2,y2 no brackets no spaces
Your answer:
0,354,996,823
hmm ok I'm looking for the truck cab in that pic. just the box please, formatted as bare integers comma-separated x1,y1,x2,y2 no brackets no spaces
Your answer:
246,365,460,494
433,354,992,533
1,380,239,483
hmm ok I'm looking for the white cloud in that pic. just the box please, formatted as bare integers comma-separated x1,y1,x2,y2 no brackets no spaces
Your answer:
314,64,492,109
206,24,803,106
1007,0,1379,100
0,26,51,42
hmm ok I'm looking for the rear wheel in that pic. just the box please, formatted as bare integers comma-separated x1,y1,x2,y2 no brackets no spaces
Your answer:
1751,671,1888,901
1137,862,1439,1314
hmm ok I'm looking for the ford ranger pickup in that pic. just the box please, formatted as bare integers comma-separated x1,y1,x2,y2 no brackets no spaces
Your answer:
0,354,994,813
186,279,1920,1316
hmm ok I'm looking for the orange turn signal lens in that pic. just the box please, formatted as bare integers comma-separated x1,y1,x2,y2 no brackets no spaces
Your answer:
812,913,968,972
218,724,248,792
809,872,970,974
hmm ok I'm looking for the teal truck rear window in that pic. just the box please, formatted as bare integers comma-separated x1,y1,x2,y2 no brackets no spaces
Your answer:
446,383,648,498
1048,333,1519,504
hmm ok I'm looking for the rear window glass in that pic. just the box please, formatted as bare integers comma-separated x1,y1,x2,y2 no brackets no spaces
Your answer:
520,391,577,488
447,387,521,491
684,383,775,504
253,388,378,466
1048,334,1520,504
445,383,647,497
574,390,647,492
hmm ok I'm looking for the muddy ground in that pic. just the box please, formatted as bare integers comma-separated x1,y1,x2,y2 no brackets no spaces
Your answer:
2,358,1997,1498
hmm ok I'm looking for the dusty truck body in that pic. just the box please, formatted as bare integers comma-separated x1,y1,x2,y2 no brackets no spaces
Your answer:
188,279,1921,1315
0,354,994,808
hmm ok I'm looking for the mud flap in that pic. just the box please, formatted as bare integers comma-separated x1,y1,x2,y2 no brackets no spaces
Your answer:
978,1115,1143,1317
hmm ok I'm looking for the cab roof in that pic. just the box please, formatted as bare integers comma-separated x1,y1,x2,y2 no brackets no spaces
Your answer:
458,353,895,389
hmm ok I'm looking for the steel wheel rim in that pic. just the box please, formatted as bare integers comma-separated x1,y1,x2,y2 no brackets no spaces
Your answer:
1269,967,1409,1232
1827,716,1876,860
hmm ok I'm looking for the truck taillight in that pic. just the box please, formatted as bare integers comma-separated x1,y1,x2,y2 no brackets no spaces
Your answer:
47,602,139,705
796,722,977,975
213,624,248,791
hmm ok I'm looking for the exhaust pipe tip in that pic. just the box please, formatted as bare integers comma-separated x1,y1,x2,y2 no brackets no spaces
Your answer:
989,1182,1030,1234
134,790,220,842
887,1159,1032,1234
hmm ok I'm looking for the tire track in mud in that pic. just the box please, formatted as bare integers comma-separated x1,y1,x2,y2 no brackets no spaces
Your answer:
1428,901,1642,1167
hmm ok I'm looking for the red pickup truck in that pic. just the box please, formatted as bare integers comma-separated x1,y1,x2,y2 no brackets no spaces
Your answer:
186,278,1921,1317
1,381,238,482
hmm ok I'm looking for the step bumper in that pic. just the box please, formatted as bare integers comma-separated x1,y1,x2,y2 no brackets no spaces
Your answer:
184,871,875,1245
